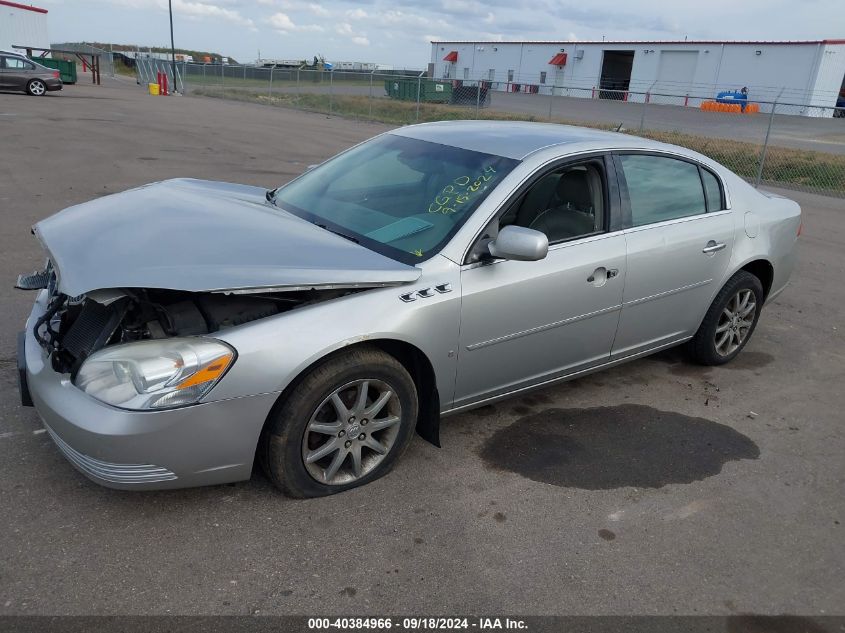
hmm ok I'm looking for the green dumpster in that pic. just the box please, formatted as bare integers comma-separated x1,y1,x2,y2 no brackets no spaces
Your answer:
384,77,451,103
30,57,77,84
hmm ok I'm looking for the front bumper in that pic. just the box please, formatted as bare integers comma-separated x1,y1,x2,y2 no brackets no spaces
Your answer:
22,292,279,490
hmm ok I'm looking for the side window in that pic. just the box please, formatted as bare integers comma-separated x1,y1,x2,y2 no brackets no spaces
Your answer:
5,57,29,70
700,168,725,212
502,162,605,244
620,154,706,227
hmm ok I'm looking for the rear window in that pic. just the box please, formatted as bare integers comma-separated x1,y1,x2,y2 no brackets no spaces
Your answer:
620,154,707,227
701,168,725,211
2,57,33,70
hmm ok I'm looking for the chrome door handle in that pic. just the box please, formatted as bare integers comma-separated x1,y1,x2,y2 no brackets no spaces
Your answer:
702,241,726,254
587,267,618,285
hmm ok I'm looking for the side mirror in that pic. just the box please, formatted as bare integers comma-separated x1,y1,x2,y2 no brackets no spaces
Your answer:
488,225,549,262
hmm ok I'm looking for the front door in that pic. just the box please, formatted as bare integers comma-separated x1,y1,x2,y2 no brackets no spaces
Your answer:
454,156,625,407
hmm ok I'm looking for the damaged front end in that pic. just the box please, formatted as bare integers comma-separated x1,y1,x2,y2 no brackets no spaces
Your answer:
19,262,355,378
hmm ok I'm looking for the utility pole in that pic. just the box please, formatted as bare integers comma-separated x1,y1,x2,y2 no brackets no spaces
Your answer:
168,0,177,93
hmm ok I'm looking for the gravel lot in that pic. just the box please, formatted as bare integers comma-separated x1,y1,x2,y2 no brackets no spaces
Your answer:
0,82,842,617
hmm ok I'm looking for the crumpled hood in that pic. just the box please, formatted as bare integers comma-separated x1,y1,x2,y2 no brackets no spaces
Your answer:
34,178,421,296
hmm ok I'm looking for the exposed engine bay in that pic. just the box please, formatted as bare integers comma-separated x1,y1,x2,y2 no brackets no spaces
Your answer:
22,265,356,375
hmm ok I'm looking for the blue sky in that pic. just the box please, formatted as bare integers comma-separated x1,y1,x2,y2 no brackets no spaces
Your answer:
38,0,843,68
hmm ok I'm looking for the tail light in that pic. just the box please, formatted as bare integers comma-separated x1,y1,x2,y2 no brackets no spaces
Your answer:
797,221,803,237
52,71,60,79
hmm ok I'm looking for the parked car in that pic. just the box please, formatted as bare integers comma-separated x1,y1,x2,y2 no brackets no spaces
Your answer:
17,122,801,497
0,51,63,95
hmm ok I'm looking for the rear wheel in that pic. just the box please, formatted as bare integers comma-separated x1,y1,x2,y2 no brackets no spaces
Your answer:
26,79,47,96
260,347,418,497
689,271,764,365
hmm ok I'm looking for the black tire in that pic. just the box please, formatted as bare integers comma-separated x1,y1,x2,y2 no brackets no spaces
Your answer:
259,346,418,497
26,79,47,96
689,270,764,366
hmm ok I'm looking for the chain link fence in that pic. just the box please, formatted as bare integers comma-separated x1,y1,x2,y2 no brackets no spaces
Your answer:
146,63,845,197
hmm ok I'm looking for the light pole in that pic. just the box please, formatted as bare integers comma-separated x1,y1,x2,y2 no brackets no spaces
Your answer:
168,0,177,92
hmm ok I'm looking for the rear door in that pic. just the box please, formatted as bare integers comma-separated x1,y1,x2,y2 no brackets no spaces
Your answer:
611,152,734,359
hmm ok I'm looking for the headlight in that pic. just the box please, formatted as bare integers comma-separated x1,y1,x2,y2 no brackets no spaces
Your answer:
74,338,235,410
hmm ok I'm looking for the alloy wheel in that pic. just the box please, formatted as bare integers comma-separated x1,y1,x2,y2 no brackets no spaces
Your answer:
301,379,402,485
29,80,46,96
714,288,757,357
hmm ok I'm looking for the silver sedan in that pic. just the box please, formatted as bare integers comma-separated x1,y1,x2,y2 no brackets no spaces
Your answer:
17,121,801,497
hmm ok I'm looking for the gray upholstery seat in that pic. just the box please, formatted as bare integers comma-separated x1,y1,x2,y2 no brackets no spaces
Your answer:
528,170,596,242
511,172,560,228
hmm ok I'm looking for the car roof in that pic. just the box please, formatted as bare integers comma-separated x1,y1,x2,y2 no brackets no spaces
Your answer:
390,120,669,160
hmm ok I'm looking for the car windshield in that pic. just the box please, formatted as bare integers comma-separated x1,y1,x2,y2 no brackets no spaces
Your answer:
272,134,519,264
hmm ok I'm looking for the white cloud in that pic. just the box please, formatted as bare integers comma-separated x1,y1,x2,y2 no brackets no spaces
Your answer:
101,0,254,26
261,0,328,14
335,22,353,35
352,36,370,46
266,11,296,30
345,8,367,19
265,10,323,31
172,0,254,26
306,3,328,16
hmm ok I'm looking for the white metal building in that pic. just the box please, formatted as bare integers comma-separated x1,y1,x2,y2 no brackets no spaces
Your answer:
0,0,49,53
430,39,845,113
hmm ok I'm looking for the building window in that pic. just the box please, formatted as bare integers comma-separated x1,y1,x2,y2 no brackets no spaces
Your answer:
507,69,514,82
488,68,495,81
463,67,469,80
540,71,547,84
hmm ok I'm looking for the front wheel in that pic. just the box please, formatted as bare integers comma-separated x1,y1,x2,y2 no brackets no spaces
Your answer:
26,79,47,96
689,270,764,365
260,347,418,497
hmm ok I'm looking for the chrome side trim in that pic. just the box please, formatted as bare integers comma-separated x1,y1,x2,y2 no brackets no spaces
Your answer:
443,335,692,416
622,209,733,235
45,426,178,484
465,303,622,351
623,279,712,308
400,283,453,302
